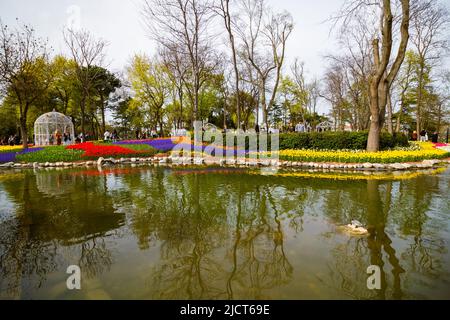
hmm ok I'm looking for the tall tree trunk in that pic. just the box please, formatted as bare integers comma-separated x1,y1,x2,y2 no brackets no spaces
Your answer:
387,90,393,134
367,0,409,151
437,102,442,134
80,94,86,142
193,74,199,124
223,100,227,129
20,116,28,148
256,94,259,127
178,87,183,129
368,67,383,152
260,80,268,129
222,0,240,130
100,92,106,136
396,99,403,133
416,63,424,134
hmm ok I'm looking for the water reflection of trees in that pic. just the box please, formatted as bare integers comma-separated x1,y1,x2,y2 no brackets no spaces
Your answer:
0,171,124,298
112,168,450,299
323,173,449,299
117,171,302,299
1,166,449,299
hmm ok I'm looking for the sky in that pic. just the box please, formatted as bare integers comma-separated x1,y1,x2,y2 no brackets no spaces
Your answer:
0,0,342,73
0,0,347,115
2,0,438,116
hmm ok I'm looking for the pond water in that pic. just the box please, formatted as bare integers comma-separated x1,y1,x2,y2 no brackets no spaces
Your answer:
0,165,449,300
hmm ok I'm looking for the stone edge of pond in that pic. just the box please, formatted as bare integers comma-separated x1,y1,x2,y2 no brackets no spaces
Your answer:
1,156,449,172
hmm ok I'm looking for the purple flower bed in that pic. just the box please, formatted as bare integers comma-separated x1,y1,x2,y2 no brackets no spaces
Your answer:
17,147,44,155
114,139,249,156
172,143,248,157
0,152,16,163
114,139,177,152
0,148,44,163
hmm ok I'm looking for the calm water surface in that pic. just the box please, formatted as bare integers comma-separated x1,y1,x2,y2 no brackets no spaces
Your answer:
0,165,449,299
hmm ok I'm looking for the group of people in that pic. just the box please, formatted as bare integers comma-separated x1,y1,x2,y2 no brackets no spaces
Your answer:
411,130,439,143
134,129,159,140
103,130,119,142
46,130,73,146
0,135,21,146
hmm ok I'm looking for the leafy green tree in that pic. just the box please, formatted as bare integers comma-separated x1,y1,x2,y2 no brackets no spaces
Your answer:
90,66,121,135
0,100,18,139
0,22,53,147
127,54,172,135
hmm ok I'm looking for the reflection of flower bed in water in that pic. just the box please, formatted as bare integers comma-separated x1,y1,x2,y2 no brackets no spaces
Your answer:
0,172,26,181
172,167,249,175
265,167,447,181
51,165,449,181
70,167,145,176
70,166,249,176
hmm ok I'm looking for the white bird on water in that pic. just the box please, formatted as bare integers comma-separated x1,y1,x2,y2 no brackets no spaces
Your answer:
338,219,369,236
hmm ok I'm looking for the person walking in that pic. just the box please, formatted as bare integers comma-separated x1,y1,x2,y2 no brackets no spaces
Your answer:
104,130,111,142
431,131,438,143
419,129,427,142
112,129,118,142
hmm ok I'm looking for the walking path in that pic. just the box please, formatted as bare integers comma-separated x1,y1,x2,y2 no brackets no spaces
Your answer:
437,146,450,152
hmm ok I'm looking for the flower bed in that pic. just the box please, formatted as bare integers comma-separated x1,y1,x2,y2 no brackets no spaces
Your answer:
114,138,178,152
115,138,248,156
0,147,44,163
67,142,156,158
16,146,84,163
68,142,137,157
0,146,24,153
277,142,449,164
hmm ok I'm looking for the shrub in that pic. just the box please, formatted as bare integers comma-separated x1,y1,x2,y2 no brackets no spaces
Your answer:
279,131,409,151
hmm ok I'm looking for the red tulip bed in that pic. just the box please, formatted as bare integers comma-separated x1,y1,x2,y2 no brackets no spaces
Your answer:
66,142,155,158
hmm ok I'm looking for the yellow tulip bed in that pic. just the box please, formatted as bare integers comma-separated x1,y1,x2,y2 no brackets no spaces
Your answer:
0,146,23,152
277,142,449,164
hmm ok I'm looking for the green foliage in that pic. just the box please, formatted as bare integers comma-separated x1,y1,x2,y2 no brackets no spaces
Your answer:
0,102,18,138
279,131,409,151
127,54,172,134
16,146,84,163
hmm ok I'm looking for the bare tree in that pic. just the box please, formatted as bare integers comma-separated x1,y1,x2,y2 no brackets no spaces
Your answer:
290,59,309,124
63,29,107,140
161,45,189,129
394,54,414,132
237,0,293,130
143,0,216,125
322,62,348,131
264,11,294,127
336,0,410,151
0,21,53,148
216,0,241,129
410,0,450,133
307,79,320,128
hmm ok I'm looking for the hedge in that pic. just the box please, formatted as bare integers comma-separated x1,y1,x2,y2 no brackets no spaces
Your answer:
203,131,408,151
279,131,409,151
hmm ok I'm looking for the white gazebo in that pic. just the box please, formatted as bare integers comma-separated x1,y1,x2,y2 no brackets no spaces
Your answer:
316,121,334,132
34,110,75,146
